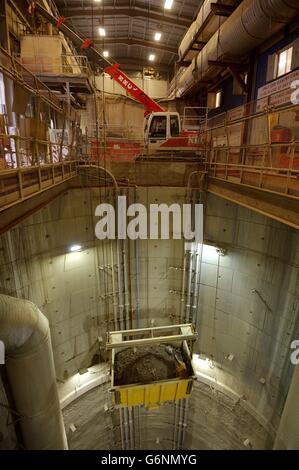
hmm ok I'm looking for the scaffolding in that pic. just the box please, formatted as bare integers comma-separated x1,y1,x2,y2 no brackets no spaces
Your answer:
203,99,299,198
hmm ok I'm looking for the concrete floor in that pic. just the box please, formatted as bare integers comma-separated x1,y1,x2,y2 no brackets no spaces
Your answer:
63,379,273,450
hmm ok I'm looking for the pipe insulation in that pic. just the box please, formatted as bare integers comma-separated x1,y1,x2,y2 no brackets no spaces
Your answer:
177,0,299,97
178,0,236,61
0,294,68,450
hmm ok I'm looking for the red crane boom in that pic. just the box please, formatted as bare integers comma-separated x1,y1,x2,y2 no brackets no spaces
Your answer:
33,2,164,116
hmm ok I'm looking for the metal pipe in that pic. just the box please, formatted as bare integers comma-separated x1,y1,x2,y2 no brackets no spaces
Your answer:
117,240,125,331
128,407,134,450
123,407,130,450
178,401,184,449
0,294,68,449
110,240,118,330
80,164,118,190
134,188,141,328
177,400,183,450
191,237,203,326
172,403,178,450
180,253,187,323
114,186,125,331
185,252,193,322
119,408,125,450
178,0,230,61
181,398,189,449
123,244,131,330
177,0,299,96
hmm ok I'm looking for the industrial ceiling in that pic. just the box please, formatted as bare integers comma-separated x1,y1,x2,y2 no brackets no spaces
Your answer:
52,0,202,71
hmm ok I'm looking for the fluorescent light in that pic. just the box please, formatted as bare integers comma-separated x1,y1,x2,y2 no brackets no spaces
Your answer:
70,244,82,252
103,50,109,57
98,27,106,37
154,32,162,41
149,54,155,61
94,0,101,2
164,0,173,9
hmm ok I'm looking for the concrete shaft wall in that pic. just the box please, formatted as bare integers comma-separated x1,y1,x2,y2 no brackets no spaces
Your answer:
198,194,299,430
0,187,298,449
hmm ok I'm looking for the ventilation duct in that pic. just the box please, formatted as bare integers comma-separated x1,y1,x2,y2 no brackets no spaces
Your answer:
178,0,236,62
0,294,68,450
177,0,299,97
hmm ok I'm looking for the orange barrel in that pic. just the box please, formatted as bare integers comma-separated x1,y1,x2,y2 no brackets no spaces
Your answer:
271,125,292,143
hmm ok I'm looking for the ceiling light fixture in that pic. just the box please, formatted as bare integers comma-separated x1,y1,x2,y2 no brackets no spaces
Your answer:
154,32,162,41
164,0,173,9
70,244,82,252
98,27,106,37
149,54,155,61
103,50,109,57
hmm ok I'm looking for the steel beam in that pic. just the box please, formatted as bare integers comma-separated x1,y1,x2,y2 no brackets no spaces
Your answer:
207,178,299,230
0,180,73,235
59,7,191,28
228,66,248,94
94,37,177,55
210,2,236,17
0,0,10,53
208,59,248,68
111,57,170,73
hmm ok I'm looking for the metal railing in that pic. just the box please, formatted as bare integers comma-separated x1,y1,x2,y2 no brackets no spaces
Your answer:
182,107,209,131
0,46,64,114
0,161,78,212
203,99,299,197
0,132,82,168
0,131,81,211
15,53,91,76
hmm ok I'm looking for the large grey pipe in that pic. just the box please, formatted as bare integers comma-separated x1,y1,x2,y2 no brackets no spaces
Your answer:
273,363,299,449
0,294,68,449
177,0,299,96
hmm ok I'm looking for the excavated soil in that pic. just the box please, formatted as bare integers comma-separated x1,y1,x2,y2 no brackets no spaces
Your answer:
114,343,192,386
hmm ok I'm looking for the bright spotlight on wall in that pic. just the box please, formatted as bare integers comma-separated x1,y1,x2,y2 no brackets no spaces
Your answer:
154,32,162,41
164,0,173,9
70,244,82,252
103,50,109,57
149,54,155,61
98,27,106,37
204,242,227,257
193,354,214,371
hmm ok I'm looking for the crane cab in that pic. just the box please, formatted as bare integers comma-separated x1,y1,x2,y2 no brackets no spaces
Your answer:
144,112,181,152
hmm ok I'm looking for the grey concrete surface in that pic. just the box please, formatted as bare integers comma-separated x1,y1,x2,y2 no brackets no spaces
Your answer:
0,187,298,449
